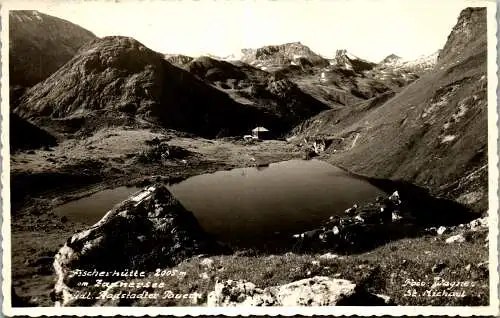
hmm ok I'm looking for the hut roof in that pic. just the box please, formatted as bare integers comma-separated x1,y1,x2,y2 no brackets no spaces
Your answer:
252,127,269,132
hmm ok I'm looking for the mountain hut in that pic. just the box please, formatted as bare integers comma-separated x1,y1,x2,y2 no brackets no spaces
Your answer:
251,127,271,140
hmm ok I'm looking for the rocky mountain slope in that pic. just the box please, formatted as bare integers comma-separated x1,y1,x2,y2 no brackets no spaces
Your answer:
14,36,328,138
164,54,194,68
291,7,488,212
184,56,330,124
241,42,330,71
363,51,439,90
9,10,97,149
378,51,439,73
330,49,376,73
9,10,96,89
288,49,404,109
175,45,419,119
438,7,487,66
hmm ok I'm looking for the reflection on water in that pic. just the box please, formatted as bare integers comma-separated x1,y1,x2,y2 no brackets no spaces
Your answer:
54,160,385,248
169,159,385,246
53,186,140,224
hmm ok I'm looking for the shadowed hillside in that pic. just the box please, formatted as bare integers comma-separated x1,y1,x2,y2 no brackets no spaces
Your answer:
9,113,57,152
14,37,329,138
9,10,96,89
184,56,331,128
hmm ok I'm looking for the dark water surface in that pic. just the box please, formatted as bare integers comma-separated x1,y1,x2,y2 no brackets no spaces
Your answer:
52,186,140,224
54,160,385,248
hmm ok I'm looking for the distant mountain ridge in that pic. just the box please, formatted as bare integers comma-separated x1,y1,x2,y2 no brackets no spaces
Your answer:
379,51,439,74
15,36,329,138
240,42,330,70
380,54,401,64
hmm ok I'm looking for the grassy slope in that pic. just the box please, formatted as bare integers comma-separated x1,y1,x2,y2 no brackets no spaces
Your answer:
326,53,486,209
290,10,487,212
85,228,488,306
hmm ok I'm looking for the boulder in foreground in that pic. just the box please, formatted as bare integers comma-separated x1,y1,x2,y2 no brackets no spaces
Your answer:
53,185,228,306
207,276,392,306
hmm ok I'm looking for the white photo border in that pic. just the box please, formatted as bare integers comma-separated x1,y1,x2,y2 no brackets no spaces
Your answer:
1,0,498,316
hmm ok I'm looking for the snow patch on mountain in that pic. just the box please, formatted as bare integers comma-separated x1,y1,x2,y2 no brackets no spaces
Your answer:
380,51,439,73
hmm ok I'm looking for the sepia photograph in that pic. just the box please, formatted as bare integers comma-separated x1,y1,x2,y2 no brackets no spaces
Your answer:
2,0,498,315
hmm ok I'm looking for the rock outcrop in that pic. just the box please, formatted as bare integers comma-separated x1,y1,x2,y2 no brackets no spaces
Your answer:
163,54,194,67
53,185,229,306
207,276,392,306
241,42,330,70
426,216,488,245
331,49,376,73
291,190,476,254
438,7,487,65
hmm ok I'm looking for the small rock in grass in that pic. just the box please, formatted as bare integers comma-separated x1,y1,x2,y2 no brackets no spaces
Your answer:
332,226,340,235
465,264,472,271
311,260,320,266
477,261,488,270
427,226,437,234
432,262,447,273
445,234,466,243
374,294,394,305
469,217,488,231
200,258,214,268
199,272,210,280
319,253,339,260
392,212,402,221
437,226,447,235
207,277,392,306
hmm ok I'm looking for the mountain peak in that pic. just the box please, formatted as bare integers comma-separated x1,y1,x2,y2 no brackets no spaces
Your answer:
438,7,486,64
380,54,402,64
9,10,97,88
240,42,329,69
331,49,375,72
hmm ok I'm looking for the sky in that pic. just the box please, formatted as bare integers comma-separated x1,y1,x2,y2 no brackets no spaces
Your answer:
7,0,487,62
